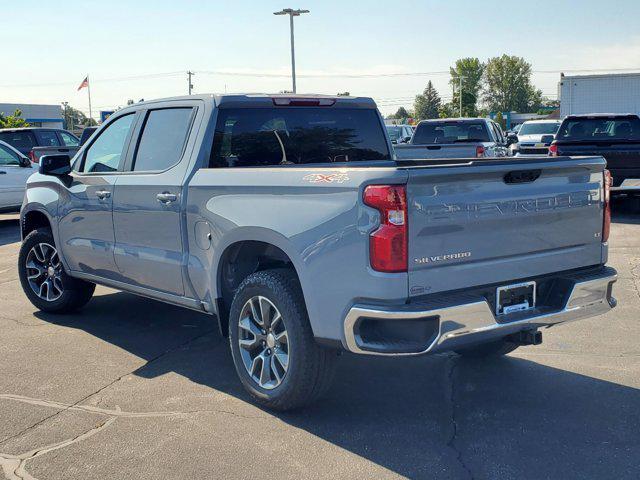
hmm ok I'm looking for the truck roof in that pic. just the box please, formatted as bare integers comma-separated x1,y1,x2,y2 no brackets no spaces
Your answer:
417,118,488,124
126,93,378,110
564,113,639,119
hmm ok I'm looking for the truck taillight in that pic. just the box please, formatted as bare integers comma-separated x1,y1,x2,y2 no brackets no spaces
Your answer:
29,150,37,164
603,169,611,242
548,142,558,156
475,145,485,158
363,185,407,273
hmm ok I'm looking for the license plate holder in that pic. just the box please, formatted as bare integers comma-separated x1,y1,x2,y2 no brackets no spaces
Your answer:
496,281,536,315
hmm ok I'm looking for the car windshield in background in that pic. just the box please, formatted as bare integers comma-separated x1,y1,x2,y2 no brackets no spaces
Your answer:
557,117,640,141
412,121,490,144
386,126,402,141
519,123,560,135
210,107,390,167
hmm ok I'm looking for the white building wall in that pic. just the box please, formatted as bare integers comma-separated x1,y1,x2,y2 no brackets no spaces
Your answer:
0,103,63,128
559,73,640,117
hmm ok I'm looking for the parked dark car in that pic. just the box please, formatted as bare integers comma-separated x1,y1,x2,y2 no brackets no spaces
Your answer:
550,114,640,195
0,127,80,163
79,127,97,146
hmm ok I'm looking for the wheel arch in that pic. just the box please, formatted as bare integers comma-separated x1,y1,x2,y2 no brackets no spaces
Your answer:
21,208,53,240
213,229,306,338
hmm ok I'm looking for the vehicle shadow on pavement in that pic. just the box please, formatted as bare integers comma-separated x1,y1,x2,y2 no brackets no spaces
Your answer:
0,218,20,246
34,291,640,479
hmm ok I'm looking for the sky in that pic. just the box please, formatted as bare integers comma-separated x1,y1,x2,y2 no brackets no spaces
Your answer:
2,0,640,118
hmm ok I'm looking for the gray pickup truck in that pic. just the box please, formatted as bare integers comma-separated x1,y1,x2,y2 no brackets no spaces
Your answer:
18,94,617,410
395,118,510,160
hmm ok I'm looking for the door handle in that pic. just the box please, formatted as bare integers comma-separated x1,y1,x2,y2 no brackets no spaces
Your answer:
95,190,111,199
0,171,6,175
156,192,177,204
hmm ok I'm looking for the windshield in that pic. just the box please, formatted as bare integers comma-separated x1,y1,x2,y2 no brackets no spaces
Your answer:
210,107,391,167
519,122,560,136
386,126,402,141
557,117,640,141
412,121,490,144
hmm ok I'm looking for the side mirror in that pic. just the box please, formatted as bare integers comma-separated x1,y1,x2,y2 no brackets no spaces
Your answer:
540,134,555,145
403,136,412,143
39,154,71,176
391,139,398,145
506,133,518,146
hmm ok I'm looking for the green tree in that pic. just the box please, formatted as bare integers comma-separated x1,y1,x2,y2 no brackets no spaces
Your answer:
438,102,458,119
483,55,543,113
393,106,410,119
414,81,441,120
450,57,484,117
494,111,505,129
0,109,30,128
64,105,97,127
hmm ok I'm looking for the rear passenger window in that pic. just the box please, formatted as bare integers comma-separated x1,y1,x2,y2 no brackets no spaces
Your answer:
38,131,60,146
0,131,36,150
133,108,193,171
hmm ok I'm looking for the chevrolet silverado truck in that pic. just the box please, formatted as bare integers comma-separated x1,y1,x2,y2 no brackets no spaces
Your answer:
394,118,509,160
18,94,617,410
551,113,640,196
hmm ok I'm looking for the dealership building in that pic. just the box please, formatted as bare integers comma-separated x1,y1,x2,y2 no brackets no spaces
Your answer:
0,103,63,128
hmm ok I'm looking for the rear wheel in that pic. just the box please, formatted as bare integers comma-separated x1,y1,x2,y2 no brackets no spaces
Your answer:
455,338,519,358
229,269,337,411
18,228,95,313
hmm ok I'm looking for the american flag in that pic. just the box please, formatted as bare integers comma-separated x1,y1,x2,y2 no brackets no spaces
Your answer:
77,76,89,91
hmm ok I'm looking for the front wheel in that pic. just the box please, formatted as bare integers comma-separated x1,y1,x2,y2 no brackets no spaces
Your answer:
18,228,95,313
229,269,336,411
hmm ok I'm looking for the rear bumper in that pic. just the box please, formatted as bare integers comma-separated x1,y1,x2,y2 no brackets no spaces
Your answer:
343,267,617,356
611,178,640,193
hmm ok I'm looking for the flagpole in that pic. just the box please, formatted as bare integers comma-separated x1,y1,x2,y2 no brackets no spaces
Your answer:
87,74,92,124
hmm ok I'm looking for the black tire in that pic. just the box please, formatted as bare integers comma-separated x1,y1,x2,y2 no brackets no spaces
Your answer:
229,269,337,411
18,228,95,313
455,338,519,358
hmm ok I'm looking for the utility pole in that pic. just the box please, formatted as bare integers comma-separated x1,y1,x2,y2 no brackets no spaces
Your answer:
187,71,195,95
458,75,466,117
273,8,310,93
61,102,69,130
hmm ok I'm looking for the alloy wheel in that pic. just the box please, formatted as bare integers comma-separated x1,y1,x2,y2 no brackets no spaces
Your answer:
238,295,289,390
25,243,64,302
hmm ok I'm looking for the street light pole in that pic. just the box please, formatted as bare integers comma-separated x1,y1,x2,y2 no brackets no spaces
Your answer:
274,8,309,93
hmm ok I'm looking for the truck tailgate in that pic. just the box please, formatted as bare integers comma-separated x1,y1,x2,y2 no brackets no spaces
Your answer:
405,156,605,297
395,143,479,160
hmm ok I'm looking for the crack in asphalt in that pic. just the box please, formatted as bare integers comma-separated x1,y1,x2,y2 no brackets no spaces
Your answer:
445,355,474,480
0,329,215,447
0,329,270,479
0,414,117,480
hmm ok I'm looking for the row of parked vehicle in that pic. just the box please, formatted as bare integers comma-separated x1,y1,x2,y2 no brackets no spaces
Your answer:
387,113,640,197
0,126,95,212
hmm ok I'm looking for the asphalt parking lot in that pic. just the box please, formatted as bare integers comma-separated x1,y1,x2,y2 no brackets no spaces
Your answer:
0,204,639,480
